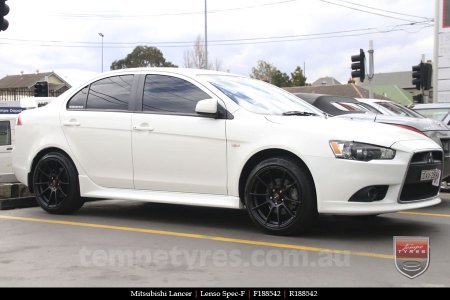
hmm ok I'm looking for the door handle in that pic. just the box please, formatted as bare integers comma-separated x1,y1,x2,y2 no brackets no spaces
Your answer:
6,147,13,151
63,119,81,127
133,125,154,132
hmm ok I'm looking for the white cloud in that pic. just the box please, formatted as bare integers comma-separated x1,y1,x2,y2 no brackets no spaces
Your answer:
0,0,435,84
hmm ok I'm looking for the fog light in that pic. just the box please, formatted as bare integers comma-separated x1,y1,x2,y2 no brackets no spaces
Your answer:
349,185,388,202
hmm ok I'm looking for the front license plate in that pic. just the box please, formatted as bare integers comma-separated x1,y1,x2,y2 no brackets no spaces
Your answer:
420,169,441,187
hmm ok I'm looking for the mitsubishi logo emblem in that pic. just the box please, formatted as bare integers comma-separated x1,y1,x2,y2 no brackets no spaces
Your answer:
427,152,434,164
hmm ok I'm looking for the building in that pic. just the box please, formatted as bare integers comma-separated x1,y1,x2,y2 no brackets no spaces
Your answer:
311,76,341,87
359,71,417,104
0,71,71,101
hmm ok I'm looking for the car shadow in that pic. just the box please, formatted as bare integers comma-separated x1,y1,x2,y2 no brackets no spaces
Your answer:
76,199,442,241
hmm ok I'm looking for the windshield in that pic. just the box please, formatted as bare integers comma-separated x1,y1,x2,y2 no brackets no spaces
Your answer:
414,108,450,122
375,102,423,118
202,75,324,116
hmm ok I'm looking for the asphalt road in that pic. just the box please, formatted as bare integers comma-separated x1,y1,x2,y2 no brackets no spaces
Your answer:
0,193,449,287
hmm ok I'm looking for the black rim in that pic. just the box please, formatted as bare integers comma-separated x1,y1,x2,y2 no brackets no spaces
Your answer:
34,158,70,208
247,166,302,229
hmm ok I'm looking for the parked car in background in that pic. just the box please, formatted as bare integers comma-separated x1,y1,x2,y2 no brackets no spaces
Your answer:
294,93,450,189
12,68,443,235
0,98,54,183
0,115,16,183
357,98,424,118
413,103,450,126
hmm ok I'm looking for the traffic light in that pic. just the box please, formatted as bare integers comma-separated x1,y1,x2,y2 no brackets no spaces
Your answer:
412,62,433,90
34,82,49,97
423,63,432,90
412,63,423,90
351,49,366,82
0,0,9,32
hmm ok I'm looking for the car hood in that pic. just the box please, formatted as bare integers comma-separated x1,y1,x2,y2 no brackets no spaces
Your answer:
265,115,435,148
335,113,449,132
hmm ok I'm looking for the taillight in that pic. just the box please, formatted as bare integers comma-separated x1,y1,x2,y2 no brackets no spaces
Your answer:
391,124,425,135
16,114,22,126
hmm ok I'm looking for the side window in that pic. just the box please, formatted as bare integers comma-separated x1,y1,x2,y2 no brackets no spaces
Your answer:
67,86,88,110
0,121,11,146
143,75,211,115
86,75,134,111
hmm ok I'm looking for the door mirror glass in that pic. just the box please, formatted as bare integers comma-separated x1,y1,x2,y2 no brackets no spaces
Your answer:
195,99,218,116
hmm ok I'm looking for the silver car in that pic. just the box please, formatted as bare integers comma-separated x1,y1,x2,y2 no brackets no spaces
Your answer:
294,93,450,187
413,103,450,126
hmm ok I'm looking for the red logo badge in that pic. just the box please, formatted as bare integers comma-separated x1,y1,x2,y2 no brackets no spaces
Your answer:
394,236,430,279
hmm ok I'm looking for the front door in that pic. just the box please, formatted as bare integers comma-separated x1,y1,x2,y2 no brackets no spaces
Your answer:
132,74,227,194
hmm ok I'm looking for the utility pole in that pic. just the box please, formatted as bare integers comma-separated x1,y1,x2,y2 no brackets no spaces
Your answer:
367,40,375,99
204,0,208,69
98,33,104,72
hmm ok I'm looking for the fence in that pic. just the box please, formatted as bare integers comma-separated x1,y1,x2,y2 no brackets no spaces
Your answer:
0,88,67,101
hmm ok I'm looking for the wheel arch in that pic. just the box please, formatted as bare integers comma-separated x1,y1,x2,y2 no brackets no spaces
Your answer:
28,147,79,192
238,148,317,206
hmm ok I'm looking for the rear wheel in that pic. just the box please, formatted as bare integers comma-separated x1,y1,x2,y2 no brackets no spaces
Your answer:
244,157,317,235
33,152,84,214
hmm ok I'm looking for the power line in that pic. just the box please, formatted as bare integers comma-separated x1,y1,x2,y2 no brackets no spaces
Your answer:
318,0,422,23
0,20,431,47
336,0,432,21
0,24,432,49
53,0,300,19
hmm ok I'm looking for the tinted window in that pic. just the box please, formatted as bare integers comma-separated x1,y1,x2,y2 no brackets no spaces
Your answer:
0,121,11,146
143,75,211,114
86,75,134,111
67,86,88,110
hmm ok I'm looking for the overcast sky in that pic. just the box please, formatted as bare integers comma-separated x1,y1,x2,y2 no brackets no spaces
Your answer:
0,0,435,86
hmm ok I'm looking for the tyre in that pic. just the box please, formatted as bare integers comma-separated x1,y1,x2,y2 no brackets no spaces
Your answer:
244,157,317,235
33,152,84,214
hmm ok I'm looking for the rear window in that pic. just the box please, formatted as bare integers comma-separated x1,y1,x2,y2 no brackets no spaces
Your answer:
0,121,11,146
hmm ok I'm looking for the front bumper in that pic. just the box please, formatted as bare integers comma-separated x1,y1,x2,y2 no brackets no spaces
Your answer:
305,139,442,215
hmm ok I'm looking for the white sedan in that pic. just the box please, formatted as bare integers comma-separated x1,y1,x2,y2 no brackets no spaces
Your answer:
12,68,442,235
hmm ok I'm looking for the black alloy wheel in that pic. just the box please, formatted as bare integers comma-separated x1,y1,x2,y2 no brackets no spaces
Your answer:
245,157,316,235
33,152,84,214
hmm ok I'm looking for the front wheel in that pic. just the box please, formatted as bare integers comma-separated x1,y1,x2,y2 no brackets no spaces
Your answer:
244,157,317,235
33,152,84,214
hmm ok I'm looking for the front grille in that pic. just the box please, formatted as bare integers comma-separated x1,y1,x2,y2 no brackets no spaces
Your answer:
400,151,443,202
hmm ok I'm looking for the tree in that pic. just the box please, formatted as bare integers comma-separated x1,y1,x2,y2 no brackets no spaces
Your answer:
272,70,292,87
183,35,223,70
110,46,177,70
250,60,292,87
291,66,307,86
250,60,277,83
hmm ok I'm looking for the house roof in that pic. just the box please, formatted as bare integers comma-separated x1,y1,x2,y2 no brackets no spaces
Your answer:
360,71,414,89
311,76,341,86
0,72,71,89
370,85,413,106
284,84,390,100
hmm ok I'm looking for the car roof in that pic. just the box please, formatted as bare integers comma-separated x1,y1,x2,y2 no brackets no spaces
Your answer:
101,67,234,78
356,98,391,104
413,103,450,109
293,93,363,116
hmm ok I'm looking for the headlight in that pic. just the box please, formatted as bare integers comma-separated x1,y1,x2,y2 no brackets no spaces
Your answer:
329,140,395,161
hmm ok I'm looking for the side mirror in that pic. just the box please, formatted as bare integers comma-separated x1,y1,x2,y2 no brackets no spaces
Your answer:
195,99,218,117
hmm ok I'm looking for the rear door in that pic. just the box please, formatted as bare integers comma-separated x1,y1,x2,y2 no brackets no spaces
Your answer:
60,75,137,188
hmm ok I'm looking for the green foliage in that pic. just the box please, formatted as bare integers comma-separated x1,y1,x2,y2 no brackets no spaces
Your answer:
250,61,306,87
291,66,307,86
110,46,177,70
